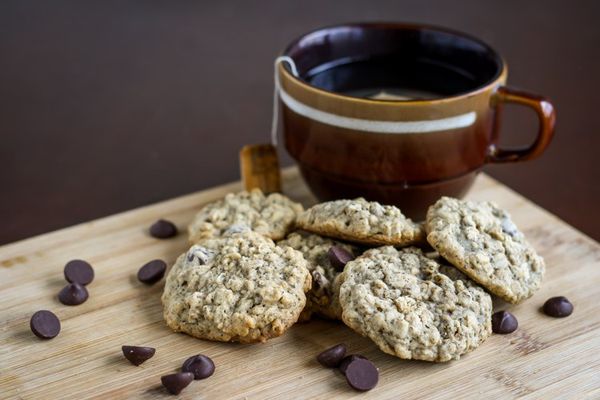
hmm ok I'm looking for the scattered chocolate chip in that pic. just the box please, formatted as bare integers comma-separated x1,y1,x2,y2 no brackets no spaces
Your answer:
150,219,178,239
344,358,379,391
491,310,518,334
543,296,573,318
182,354,215,380
328,246,355,272
339,354,367,375
137,260,167,284
317,343,347,368
58,283,89,306
30,310,61,339
161,372,194,395
64,259,94,285
122,345,156,366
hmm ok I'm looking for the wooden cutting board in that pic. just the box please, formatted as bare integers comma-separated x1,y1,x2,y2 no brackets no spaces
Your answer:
1,167,599,400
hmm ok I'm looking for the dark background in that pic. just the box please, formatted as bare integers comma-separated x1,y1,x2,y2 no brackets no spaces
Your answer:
1,0,599,245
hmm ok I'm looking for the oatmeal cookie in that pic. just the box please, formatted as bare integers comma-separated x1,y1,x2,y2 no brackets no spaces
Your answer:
188,189,303,243
162,231,311,343
339,246,492,362
296,198,424,246
426,197,544,304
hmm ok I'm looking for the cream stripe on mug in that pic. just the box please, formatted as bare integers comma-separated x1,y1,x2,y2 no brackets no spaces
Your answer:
278,87,476,134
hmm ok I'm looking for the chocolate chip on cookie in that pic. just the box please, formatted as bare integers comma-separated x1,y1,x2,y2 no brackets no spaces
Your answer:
182,354,215,380
491,311,518,334
344,358,379,391
543,296,573,318
30,310,61,339
138,260,167,284
122,345,156,366
150,219,178,239
58,283,89,306
328,246,354,272
64,259,94,285
317,343,347,368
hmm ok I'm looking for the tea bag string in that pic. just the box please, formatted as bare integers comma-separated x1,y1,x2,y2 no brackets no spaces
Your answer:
271,56,299,146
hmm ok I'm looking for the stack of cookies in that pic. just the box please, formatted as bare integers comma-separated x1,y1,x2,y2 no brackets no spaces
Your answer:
162,189,544,362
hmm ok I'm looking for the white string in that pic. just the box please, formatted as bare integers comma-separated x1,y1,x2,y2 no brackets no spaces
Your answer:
271,56,299,146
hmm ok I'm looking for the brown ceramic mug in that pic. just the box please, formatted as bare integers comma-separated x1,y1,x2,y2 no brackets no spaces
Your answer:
278,22,555,219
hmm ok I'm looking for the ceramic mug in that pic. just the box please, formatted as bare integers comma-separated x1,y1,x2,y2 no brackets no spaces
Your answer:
278,22,555,219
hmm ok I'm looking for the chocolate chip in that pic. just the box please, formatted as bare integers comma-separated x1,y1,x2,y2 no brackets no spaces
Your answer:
161,372,194,395
137,260,167,284
64,259,94,285
492,310,518,334
30,310,61,339
344,358,379,391
339,354,367,375
317,343,346,368
328,246,355,272
150,219,178,239
122,345,156,366
58,283,89,306
182,354,215,380
543,296,573,318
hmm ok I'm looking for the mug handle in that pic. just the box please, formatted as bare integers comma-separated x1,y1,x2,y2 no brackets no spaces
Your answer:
486,86,556,163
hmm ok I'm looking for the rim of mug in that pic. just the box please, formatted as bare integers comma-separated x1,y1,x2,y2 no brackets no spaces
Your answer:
281,21,508,105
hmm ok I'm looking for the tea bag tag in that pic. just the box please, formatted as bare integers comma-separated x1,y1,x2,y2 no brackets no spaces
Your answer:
238,57,298,193
270,56,298,147
240,144,281,193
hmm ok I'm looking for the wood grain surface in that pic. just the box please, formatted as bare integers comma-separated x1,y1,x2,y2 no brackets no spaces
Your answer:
1,168,599,399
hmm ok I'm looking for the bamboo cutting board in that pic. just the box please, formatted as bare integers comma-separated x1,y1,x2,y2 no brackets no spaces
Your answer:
1,167,599,400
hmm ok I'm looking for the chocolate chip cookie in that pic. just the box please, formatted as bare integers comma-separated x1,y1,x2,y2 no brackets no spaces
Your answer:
296,198,424,246
188,189,303,243
162,231,311,343
426,197,545,304
339,247,492,362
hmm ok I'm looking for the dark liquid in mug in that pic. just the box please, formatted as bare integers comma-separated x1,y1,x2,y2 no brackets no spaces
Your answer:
304,55,480,100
